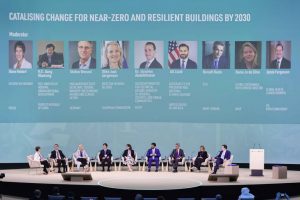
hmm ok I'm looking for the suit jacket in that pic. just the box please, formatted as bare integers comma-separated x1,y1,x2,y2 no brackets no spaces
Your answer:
50,150,66,160
170,149,185,159
203,54,229,69
197,151,208,160
170,58,197,69
215,150,231,160
269,57,291,69
146,148,161,159
72,57,96,69
122,149,136,159
99,149,112,161
140,58,163,69
37,52,64,67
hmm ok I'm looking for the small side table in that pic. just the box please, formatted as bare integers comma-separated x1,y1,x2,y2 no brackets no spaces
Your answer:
272,165,287,179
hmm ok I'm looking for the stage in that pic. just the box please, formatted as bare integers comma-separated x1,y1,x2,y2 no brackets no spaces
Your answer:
1,168,300,199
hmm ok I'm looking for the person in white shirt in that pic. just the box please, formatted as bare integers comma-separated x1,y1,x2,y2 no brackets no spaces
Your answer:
13,41,32,69
33,146,50,174
73,144,90,171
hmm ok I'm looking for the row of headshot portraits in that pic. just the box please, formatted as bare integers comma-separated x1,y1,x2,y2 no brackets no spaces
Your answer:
9,40,292,70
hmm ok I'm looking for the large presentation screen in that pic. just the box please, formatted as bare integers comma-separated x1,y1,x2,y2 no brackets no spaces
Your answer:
1,0,299,124
1,0,300,164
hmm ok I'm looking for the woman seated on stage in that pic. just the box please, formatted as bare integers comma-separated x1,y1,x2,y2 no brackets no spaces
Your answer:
191,145,208,171
73,144,90,171
33,146,50,174
122,144,136,172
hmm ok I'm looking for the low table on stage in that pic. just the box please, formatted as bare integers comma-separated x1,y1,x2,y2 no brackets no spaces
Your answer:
208,174,239,182
272,165,287,179
61,172,93,181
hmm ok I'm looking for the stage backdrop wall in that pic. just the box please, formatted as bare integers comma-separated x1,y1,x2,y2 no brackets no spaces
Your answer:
0,0,300,163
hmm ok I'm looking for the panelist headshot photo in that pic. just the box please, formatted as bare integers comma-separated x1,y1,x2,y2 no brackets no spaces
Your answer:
101,41,129,69
235,41,261,69
70,41,96,69
37,42,64,68
202,41,230,69
135,41,163,69
168,41,197,69
9,40,32,69
267,41,291,69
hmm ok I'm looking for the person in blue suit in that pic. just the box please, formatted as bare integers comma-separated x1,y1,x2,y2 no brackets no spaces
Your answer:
146,142,161,172
211,144,231,174
203,41,229,69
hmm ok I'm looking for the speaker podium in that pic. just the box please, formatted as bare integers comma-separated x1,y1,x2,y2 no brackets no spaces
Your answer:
249,149,264,176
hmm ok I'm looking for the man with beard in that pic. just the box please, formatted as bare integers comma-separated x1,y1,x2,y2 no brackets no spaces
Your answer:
170,43,197,69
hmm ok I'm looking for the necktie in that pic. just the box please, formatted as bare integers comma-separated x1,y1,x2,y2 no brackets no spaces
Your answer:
181,60,185,69
57,151,61,159
48,56,52,65
277,60,280,69
214,60,218,69
80,151,83,157
146,61,150,68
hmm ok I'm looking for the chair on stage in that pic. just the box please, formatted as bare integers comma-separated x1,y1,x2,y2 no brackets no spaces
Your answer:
71,153,90,172
48,195,65,200
120,152,138,171
168,154,187,172
191,153,212,172
27,155,44,175
81,197,98,200
94,152,114,171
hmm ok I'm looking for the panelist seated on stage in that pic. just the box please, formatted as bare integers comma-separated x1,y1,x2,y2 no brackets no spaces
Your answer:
37,43,64,68
122,144,137,172
50,144,67,173
33,146,50,175
73,144,90,171
211,144,231,174
98,143,112,172
169,143,185,173
191,145,208,171
146,142,161,172
169,43,197,69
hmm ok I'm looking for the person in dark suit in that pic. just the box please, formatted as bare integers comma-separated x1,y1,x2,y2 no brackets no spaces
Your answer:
211,144,231,174
269,43,291,69
50,144,67,173
170,143,185,173
203,41,229,69
99,143,112,171
191,145,208,171
139,42,163,69
122,144,136,171
236,42,260,69
37,43,64,68
72,41,96,69
146,142,161,172
170,43,197,69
